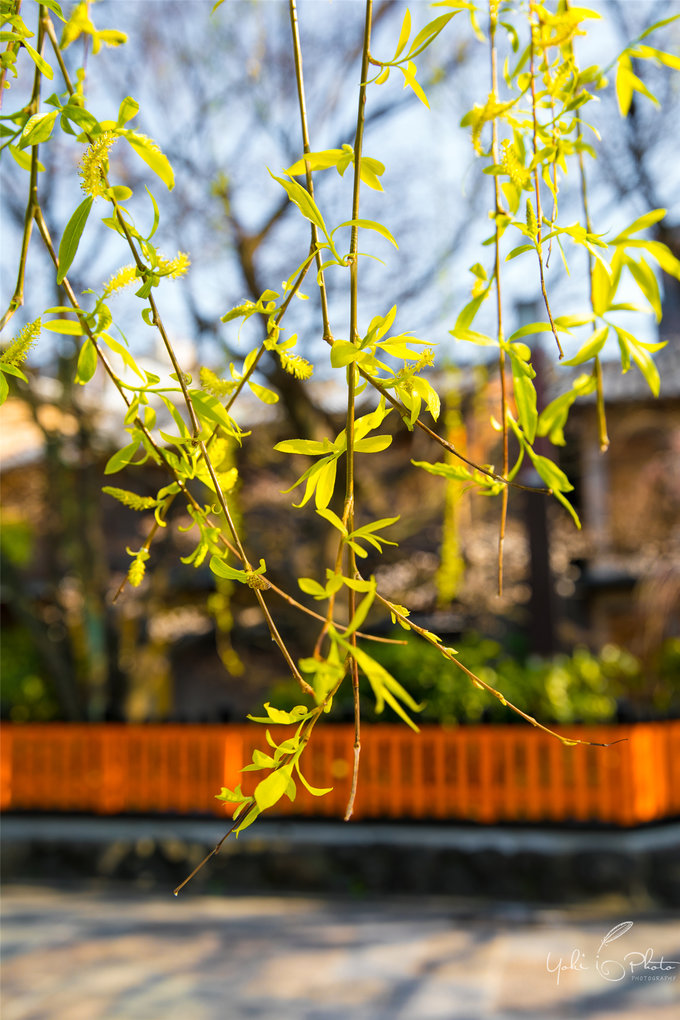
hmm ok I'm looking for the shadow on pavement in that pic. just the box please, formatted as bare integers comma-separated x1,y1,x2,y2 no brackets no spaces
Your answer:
2,881,679,1019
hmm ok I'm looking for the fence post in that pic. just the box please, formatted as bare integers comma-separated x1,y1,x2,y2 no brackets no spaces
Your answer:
0,726,13,810
628,723,669,824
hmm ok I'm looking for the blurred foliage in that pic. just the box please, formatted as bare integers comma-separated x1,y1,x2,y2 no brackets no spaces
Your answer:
0,625,59,722
0,516,34,567
266,632,680,725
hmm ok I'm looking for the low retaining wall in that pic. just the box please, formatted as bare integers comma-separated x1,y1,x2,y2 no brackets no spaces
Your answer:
2,817,680,906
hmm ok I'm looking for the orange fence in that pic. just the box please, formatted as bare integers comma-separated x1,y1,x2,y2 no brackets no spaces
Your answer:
2,722,679,826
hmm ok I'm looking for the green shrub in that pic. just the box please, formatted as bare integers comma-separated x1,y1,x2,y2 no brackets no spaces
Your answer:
266,633,678,726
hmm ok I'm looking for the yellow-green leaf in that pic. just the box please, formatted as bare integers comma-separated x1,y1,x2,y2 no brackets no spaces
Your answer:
21,110,57,146
22,41,53,79
401,62,429,108
43,318,86,335
57,196,93,284
393,7,411,59
8,144,44,172
615,55,633,116
562,326,609,366
295,763,332,798
125,133,174,190
314,458,337,509
285,149,345,175
74,338,97,384
253,769,293,811
335,218,398,248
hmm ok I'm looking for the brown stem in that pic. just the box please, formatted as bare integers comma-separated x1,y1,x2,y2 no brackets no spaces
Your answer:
344,666,361,820
340,0,373,819
528,8,564,360
254,587,313,696
108,201,314,686
594,353,609,453
576,110,609,453
289,0,331,339
0,10,45,331
373,590,625,750
174,660,350,894
42,6,74,92
357,368,549,494
489,6,509,596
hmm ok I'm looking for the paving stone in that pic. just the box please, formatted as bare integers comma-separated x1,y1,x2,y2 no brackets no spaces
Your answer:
2,885,679,1019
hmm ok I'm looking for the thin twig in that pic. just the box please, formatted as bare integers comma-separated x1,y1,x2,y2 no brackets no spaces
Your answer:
42,8,75,93
0,11,45,331
340,0,374,821
528,6,564,360
372,589,626,750
489,4,510,596
112,232,316,603
572,40,610,453
357,369,550,495
289,0,332,340
173,812,246,896
108,198,316,687
174,661,350,894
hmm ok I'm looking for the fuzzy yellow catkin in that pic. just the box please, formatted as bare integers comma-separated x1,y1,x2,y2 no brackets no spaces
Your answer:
535,7,587,50
471,93,503,155
103,265,137,296
199,366,234,397
79,132,117,198
501,139,530,188
127,558,146,587
1,318,41,365
157,252,191,279
280,351,313,380
526,198,538,237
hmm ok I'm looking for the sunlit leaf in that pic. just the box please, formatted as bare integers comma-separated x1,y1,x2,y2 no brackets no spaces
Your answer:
333,218,398,248
8,144,44,172
22,41,53,79
116,96,139,126
562,326,609,366
124,132,174,190
298,577,328,598
56,196,93,284
104,439,141,475
253,769,293,811
269,170,327,233
393,7,411,59
295,764,332,797
20,110,57,147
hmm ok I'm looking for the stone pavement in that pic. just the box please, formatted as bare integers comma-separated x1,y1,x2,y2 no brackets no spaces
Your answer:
2,884,679,1020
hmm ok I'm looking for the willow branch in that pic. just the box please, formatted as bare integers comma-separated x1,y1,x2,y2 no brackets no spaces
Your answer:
0,11,45,331
372,589,625,750
528,7,564,360
489,5,509,596
112,238,315,603
173,659,350,895
289,0,332,340
33,211,236,532
42,7,74,93
340,0,373,821
575,131,609,450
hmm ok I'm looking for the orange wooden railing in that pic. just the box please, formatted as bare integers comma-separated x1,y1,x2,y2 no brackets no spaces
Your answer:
1,722,679,825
